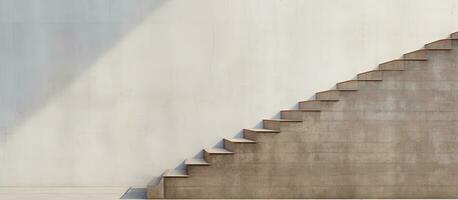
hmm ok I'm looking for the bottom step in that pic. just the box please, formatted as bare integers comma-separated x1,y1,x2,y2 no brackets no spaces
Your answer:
146,177,164,199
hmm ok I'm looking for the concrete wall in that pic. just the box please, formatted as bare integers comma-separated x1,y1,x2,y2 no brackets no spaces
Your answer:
1,0,458,187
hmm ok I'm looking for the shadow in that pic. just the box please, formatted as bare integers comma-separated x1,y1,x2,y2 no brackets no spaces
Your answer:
0,0,167,135
121,187,147,199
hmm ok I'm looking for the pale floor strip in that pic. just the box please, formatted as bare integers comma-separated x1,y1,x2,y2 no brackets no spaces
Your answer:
0,187,130,200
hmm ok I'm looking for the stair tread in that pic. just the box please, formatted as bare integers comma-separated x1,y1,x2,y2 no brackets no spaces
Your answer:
244,128,280,133
225,138,256,143
410,48,452,52
264,119,303,122
358,70,389,76
184,158,209,166
358,70,380,74
164,169,188,178
380,58,427,65
205,148,234,154
379,68,404,71
281,109,321,112
299,99,339,103
426,38,458,44
425,38,458,47
398,58,428,61
337,80,358,84
320,89,358,92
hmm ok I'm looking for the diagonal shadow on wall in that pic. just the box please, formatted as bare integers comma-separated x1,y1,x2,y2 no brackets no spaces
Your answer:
0,0,167,136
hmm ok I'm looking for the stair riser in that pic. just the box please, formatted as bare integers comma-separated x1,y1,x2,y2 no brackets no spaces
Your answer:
298,101,336,110
316,91,354,101
280,111,321,121
186,165,210,176
316,91,340,101
404,50,451,59
425,40,458,49
403,51,427,59
379,60,426,71
147,178,164,199
451,32,458,39
358,71,383,81
338,81,389,91
224,140,257,153
203,151,234,165
263,120,303,131
336,81,358,90
402,60,428,70
379,61,405,71
243,131,277,142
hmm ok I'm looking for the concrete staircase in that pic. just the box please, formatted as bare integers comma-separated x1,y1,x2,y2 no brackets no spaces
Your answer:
147,32,458,198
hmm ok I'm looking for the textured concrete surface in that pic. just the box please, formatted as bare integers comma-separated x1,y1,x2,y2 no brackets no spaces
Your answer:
148,41,458,198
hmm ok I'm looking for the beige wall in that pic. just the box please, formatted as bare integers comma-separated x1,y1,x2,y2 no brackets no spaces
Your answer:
1,0,458,187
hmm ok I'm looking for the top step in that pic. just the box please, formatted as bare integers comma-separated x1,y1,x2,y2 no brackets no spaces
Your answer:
450,31,458,39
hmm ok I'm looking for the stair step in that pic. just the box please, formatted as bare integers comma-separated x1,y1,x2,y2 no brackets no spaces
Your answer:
223,138,257,153
163,169,188,178
315,89,356,101
243,128,280,133
280,109,322,121
298,99,338,110
358,70,383,81
378,59,427,71
263,119,303,123
403,49,451,59
146,177,164,199
263,119,303,130
280,109,321,112
243,128,280,141
224,138,256,143
451,31,458,39
425,39,458,49
336,80,358,90
184,158,209,166
204,148,234,154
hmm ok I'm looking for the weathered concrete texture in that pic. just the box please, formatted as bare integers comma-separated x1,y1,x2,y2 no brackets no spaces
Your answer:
148,40,458,198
